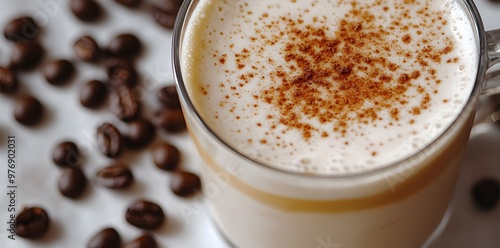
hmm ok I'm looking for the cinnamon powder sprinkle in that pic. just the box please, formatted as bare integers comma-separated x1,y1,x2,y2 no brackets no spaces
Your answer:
221,1,457,140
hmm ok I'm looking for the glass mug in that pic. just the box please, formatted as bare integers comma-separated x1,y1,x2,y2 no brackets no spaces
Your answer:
172,0,500,247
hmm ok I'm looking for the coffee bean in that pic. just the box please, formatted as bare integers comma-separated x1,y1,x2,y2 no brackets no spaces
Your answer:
71,0,103,22
59,167,87,199
110,86,141,122
125,119,156,149
43,59,75,85
106,59,138,88
157,85,181,108
472,178,500,211
10,41,44,70
153,108,186,132
125,200,165,230
74,35,101,62
150,0,183,29
96,123,124,158
107,34,142,58
88,227,121,248
52,141,82,168
170,171,201,197
14,95,44,126
115,0,142,8
15,207,50,239
152,143,180,171
96,162,134,189
0,67,18,94
125,234,157,248
4,16,39,43
80,80,108,108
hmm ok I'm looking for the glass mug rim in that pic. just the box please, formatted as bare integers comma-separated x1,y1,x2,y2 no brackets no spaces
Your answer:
172,0,488,179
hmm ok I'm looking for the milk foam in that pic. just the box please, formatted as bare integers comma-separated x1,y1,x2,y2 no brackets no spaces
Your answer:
181,0,478,175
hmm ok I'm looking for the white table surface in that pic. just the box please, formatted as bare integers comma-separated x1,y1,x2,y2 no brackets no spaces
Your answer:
0,0,499,247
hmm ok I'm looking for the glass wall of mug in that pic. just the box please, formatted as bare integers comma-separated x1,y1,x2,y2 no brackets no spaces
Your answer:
172,0,491,247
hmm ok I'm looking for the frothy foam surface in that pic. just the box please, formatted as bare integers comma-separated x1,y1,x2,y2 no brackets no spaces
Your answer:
181,0,477,175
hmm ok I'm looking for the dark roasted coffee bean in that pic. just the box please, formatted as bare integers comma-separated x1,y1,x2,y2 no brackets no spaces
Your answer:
80,80,108,108
110,86,141,122
152,143,180,171
15,207,50,239
71,0,102,22
0,67,18,94
14,95,44,126
108,34,142,58
106,59,138,88
52,141,82,168
125,200,165,230
43,59,75,85
4,16,39,42
10,41,43,70
115,0,142,8
125,119,156,149
150,0,183,29
74,35,100,62
125,234,157,248
153,108,186,132
472,178,500,211
88,227,121,248
170,171,201,197
59,167,87,199
96,123,124,158
96,163,134,189
157,85,181,108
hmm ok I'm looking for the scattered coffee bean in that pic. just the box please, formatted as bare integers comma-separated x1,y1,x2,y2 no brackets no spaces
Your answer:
0,67,18,94
80,80,108,108
110,86,141,122
115,0,142,8
96,123,124,158
4,16,39,42
52,141,82,168
170,171,201,197
59,167,87,199
125,200,165,230
150,0,183,29
15,207,50,239
125,119,156,149
71,0,103,22
472,178,500,211
157,85,181,108
10,41,44,70
43,59,75,85
74,35,101,62
96,162,134,189
125,234,157,248
88,227,121,248
153,108,186,132
107,34,142,58
14,95,44,126
106,59,138,88
152,143,180,171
